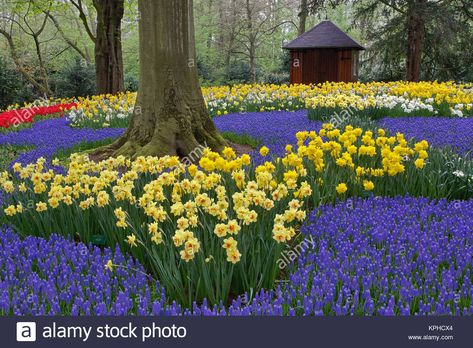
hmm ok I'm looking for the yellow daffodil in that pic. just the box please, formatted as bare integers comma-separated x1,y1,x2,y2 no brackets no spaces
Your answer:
105,260,114,271
336,183,348,194
259,146,270,157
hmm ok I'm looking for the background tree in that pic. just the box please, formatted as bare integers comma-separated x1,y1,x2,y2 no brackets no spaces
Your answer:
298,0,309,35
1,0,472,103
68,0,125,94
0,0,54,96
96,0,226,158
350,0,473,81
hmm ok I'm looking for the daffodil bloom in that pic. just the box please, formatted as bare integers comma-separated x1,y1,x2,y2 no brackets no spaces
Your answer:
151,232,163,245
363,180,375,191
105,260,113,271
336,183,348,194
4,205,16,216
35,202,48,212
414,158,425,169
148,222,159,234
226,248,242,264
222,237,238,250
259,146,270,157
214,223,228,237
126,234,138,247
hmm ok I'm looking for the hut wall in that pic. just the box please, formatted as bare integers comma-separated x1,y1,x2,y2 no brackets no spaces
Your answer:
289,48,358,84
289,50,303,84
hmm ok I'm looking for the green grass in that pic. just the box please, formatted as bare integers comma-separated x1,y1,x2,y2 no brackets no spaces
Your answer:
0,145,34,171
221,131,262,149
52,138,116,164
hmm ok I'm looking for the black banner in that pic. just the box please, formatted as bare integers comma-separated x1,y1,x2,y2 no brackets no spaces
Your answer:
3,316,471,348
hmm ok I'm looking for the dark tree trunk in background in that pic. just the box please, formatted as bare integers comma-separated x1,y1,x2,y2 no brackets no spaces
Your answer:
406,0,426,81
222,0,238,77
298,0,309,36
98,0,226,158
93,0,125,94
246,0,257,83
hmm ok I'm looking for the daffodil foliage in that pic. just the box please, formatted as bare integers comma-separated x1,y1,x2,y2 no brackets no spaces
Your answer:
1,124,431,306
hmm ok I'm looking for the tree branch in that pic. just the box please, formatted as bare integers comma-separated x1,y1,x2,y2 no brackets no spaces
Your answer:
44,11,91,62
69,0,96,43
0,28,49,95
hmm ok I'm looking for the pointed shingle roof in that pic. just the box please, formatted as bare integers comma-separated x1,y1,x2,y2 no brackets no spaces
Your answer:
283,20,364,50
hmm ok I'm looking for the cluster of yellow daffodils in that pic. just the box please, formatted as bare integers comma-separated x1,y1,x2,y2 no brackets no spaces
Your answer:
1,125,430,270
1,125,433,306
4,81,472,126
67,92,137,128
203,82,472,117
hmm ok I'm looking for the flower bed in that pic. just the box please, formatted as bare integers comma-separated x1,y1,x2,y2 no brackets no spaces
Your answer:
1,124,437,307
289,196,473,315
0,227,159,315
0,103,77,130
380,117,473,156
1,91,473,317
3,196,473,316
0,118,124,171
57,82,473,129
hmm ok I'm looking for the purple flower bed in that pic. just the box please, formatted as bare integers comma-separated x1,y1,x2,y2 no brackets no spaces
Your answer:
380,117,473,156
2,196,473,316
1,112,471,171
289,196,473,316
0,227,160,315
0,226,280,316
215,112,473,158
214,110,323,159
2,111,473,316
0,118,124,169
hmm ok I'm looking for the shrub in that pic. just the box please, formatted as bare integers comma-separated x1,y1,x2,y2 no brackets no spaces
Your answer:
0,57,35,109
52,57,96,99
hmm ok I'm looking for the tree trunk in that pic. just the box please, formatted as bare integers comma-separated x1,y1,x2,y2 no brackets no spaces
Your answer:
223,0,237,76
93,0,125,94
406,0,426,81
98,0,226,159
246,0,257,83
298,0,308,36
249,40,257,83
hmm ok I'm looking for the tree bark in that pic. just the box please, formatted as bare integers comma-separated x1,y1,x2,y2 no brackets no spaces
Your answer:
246,0,257,83
406,0,426,81
97,0,226,159
93,0,125,94
222,0,238,76
298,0,308,36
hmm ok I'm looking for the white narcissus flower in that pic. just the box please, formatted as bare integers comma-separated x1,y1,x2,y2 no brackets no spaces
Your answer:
453,170,465,178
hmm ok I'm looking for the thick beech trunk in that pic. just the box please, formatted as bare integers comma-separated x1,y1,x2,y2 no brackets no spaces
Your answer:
94,0,125,94
100,0,225,159
406,0,426,82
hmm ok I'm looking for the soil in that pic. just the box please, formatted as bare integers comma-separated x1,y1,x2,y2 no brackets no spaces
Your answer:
227,141,253,156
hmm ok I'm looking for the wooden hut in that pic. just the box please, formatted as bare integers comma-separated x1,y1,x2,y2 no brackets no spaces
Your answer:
283,20,364,84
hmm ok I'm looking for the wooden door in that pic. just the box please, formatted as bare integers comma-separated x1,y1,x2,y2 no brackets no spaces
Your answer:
337,49,353,82
317,49,338,83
